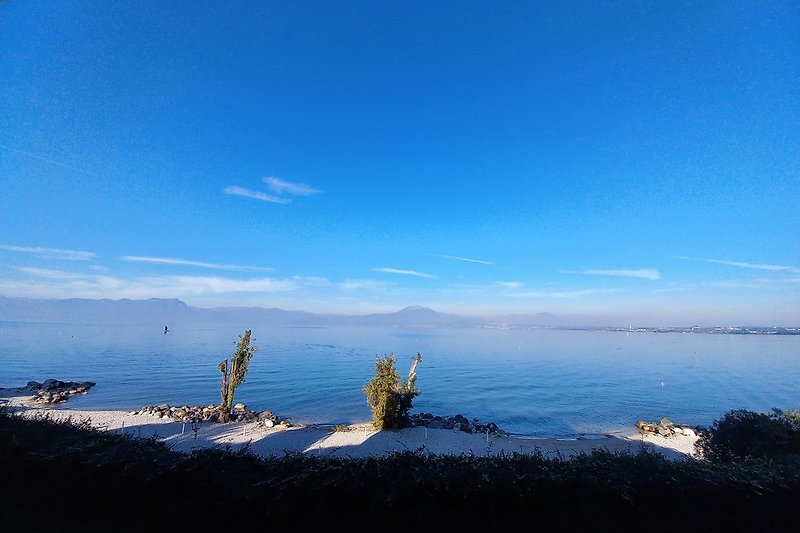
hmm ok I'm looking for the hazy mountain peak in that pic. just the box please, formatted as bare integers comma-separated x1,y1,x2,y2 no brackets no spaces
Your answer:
397,305,439,314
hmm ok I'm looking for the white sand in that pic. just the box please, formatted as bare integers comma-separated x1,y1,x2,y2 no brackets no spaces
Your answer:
1,393,699,460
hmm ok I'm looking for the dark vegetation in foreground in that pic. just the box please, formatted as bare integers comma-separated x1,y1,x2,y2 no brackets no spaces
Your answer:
1,408,799,531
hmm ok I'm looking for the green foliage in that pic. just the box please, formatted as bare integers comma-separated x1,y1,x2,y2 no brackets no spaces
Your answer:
218,329,257,422
4,408,800,530
696,408,800,462
363,353,422,430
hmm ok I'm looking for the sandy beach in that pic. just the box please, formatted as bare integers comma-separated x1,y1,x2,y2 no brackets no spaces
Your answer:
1,392,699,460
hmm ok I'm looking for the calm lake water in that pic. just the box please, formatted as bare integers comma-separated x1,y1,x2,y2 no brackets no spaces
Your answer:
1,322,798,438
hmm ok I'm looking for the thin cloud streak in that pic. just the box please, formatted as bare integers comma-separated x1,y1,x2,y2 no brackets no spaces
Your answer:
704,258,798,272
264,176,321,196
505,288,617,299
372,267,436,279
0,244,96,261
433,254,495,265
16,267,93,279
120,255,273,272
574,268,660,280
223,185,291,204
0,143,99,177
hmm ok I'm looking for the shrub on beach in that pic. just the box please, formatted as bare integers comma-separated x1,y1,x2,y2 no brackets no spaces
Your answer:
363,353,421,430
217,329,257,423
696,408,800,461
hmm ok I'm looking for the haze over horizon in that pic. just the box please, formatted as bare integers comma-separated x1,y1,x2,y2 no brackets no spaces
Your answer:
1,2,798,326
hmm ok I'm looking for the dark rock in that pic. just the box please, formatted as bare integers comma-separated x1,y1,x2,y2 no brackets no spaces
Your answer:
41,379,61,391
28,379,96,405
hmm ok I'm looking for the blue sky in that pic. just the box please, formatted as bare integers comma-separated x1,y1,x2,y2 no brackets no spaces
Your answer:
1,1,798,325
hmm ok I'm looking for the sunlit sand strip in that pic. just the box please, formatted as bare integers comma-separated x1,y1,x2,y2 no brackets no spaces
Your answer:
2,394,698,460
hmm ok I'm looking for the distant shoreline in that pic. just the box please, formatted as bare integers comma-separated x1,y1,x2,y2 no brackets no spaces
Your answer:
1,295,797,331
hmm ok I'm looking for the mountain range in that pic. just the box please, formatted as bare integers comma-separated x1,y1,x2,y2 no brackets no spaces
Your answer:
0,296,574,329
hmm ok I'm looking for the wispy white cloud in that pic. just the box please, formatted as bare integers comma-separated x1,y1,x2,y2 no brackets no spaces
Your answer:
290,275,331,287
433,254,495,265
264,176,321,196
372,267,436,279
5,267,301,300
0,244,96,261
222,185,291,204
497,281,523,289
565,268,660,280
703,258,799,273
120,255,273,272
338,279,392,291
224,176,321,204
149,276,297,294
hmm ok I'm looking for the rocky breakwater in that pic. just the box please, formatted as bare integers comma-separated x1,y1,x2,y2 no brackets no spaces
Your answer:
636,418,698,438
132,402,291,427
26,379,96,405
409,412,509,437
